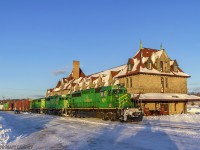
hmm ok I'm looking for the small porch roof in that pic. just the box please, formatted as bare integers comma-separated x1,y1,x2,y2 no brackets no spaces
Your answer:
132,93,200,102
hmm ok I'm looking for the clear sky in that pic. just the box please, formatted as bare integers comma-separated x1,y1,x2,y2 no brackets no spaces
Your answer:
0,0,200,99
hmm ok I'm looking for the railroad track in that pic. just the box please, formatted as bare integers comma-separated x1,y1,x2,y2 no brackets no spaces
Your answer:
65,117,200,131
133,122,200,131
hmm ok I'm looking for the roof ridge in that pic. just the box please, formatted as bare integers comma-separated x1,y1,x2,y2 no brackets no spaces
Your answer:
87,64,126,77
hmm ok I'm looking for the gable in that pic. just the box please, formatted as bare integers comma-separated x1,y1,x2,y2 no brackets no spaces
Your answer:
160,50,170,60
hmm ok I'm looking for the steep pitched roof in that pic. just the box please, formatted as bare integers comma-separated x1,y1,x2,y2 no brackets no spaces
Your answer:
111,71,120,77
68,68,86,78
79,68,86,77
47,46,190,96
117,48,190,78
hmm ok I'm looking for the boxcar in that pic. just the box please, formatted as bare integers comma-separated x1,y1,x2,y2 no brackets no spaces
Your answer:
14,99,30,112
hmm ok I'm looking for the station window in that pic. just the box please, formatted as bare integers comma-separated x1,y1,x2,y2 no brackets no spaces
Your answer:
126,78,129,88
128,64,133,71
160,61,163,72
161,77,164,93
147,62,152,70
165,62,168,71
174,65,178,72
161,77,164,85
174,103,177,111
130,77,133,88
164,104,168,111
166,78,168,88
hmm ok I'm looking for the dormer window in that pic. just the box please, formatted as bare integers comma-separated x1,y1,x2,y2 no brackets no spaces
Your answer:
127,58,134,71
160,61,163,72
174,65,178,72
128,64,133,71
164,62,167,72
147,62,152,70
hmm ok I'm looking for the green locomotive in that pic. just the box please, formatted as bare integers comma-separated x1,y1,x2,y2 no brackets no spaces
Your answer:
30,98,46,113
30,85,143,121
45,95,68,115
66,84,143,121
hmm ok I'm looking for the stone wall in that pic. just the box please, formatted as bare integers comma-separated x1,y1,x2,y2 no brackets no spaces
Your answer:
120,74,187,94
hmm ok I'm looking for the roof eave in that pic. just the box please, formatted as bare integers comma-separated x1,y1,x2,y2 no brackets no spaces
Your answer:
116,72,190,78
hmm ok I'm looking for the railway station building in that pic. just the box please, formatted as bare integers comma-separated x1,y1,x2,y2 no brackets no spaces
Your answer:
46,43,200,115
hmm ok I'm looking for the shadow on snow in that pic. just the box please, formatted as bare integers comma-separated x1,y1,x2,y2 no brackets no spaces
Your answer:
0,111,55,144
81,122,178,150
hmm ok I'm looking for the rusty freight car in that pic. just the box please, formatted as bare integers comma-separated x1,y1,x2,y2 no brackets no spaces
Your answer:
13,99,30,112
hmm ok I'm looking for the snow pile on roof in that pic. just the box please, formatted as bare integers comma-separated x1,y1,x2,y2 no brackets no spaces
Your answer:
53,87,60,92
116,48,190,78
47,46,190,96
47,64,127,96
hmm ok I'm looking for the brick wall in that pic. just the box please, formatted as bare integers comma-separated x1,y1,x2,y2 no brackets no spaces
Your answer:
120,74,187,94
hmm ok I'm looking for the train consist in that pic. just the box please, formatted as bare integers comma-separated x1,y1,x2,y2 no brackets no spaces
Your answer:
1,85,143,122
2,99,30,112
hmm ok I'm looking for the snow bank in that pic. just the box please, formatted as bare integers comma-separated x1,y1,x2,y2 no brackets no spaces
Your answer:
187,105,200,114
144,113,200,125
0,116,11,145
0,129,11,145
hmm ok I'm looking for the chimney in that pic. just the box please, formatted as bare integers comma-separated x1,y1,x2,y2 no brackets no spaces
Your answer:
73,60,80,79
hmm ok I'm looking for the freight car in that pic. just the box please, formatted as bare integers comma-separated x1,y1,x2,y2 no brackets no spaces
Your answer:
3,102,8,111
3,101,14,111
2,99,30,112
32,85,143,122
14,99,30,112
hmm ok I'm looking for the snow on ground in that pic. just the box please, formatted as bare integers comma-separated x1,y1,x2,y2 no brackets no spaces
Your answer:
0,114,11,145
187,105,200,114
0,111,200,150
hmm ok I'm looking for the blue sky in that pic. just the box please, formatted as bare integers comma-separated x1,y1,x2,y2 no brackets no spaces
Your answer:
0,0,200,99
